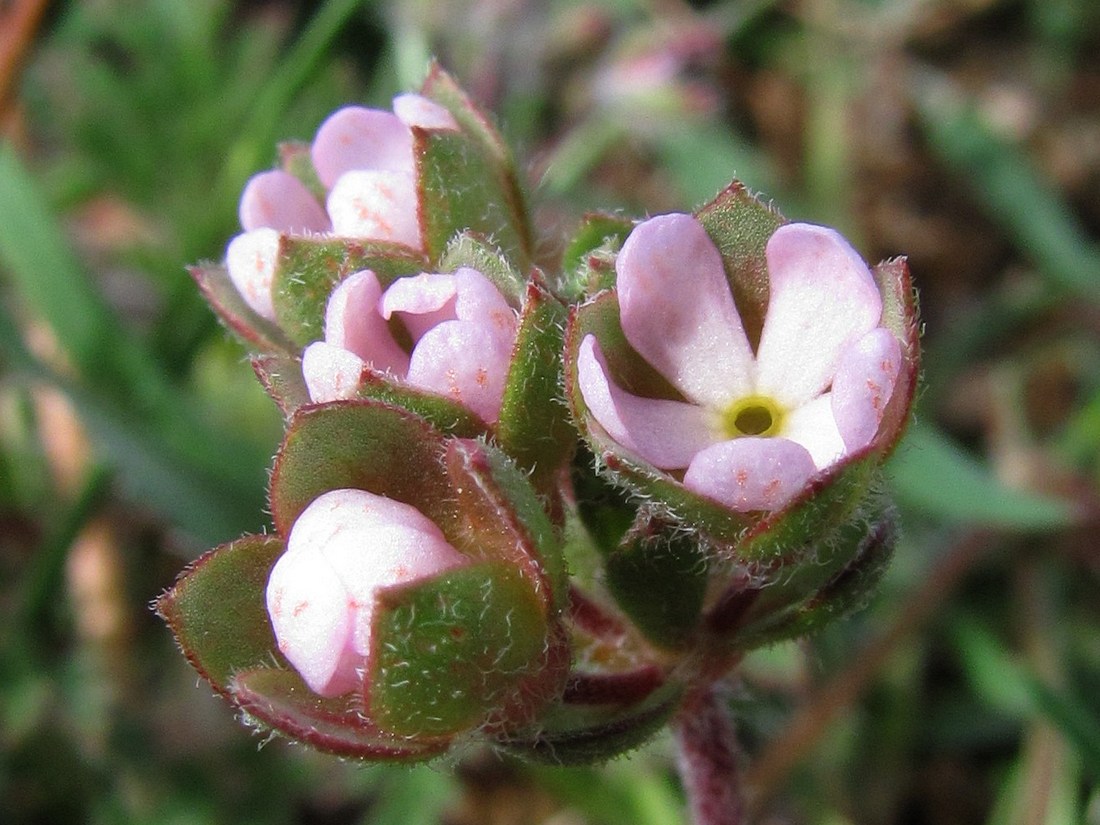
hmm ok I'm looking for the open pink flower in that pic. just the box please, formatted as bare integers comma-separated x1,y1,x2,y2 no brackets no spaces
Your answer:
302,267,518,423
266,488,468,697
225,94,458,321
577,214,903,513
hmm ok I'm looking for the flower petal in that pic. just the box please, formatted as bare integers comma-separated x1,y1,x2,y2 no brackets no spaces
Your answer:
405,320,514,423
302,341,367,402
239,170,331,233
326,170,421,249
617,213,754,406
831,327,903,452
310,106,414,188
782,393,846,470
380,272,459,340
683,437,818,512
577,335,715,469
755,223,882,406
392,93,459,130
301,490,467,659
266,544,357,697
272,490,467,697
324,270,409,374
450,268,516,333
382,268,516,346
225,227,280,321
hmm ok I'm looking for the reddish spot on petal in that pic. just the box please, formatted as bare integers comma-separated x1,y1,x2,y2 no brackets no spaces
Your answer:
491,309,511,331
736,469,748,488
866,378,883,411
446,367,462,398
475,367,488,387
292,600,310,618
763,478,782,502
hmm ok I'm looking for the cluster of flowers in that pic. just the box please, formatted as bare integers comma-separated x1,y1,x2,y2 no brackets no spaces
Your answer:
161,66,918,763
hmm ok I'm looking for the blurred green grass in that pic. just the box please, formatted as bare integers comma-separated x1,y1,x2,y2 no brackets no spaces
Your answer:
1,0,1099,823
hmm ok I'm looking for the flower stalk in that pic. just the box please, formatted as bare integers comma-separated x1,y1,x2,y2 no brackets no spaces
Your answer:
674,683,744,825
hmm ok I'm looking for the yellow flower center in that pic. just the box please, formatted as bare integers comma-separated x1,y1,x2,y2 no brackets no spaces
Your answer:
720,395,786,439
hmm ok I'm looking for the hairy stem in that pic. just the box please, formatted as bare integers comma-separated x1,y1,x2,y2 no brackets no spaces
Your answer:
674,683,743,825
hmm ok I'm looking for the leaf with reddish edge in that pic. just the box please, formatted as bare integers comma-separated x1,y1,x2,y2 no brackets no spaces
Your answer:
497,278,575,495
231,667,451,761
604,516,708,650
419,63,532,260
421,62,511,166
560,213,634,298
778,508,897,635
482,620,572,736
271,236,428,346
439,231,525,304
368,561,552,738
270,400,453,535
718,507,898,650
872,256,921,458
252,353,309,418
444,440,566,611
156,534,285,695
190,263,296,354
707,500,893,641
351,370,490,438
495,678,684,765
695,181,786,348
415,127,529,270
732,449,880,565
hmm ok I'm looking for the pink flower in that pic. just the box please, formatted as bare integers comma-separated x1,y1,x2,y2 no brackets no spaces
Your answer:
225,95,458,320
266,488,468,697
302,267,518,423
577,213,903,513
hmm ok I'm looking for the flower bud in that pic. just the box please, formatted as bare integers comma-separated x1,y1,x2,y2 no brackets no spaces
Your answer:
225,94,458,321
266,488,469,697
302,266,518,423
159,401,570,756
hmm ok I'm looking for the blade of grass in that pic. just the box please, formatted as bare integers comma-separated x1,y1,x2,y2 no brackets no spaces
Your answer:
0,142,269,467
17,463,113,631
912,66,1100,305
952,616,1100,780
0,276,264,545
887,423,1076,529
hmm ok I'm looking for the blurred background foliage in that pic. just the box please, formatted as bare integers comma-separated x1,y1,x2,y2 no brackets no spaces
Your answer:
1,0,1099,823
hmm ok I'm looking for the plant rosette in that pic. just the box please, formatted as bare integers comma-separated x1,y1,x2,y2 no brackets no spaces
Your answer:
563,182,919,654
157,401,570,759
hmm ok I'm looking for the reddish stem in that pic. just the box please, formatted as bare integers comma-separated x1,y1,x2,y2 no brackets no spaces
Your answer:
673,683,743,825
